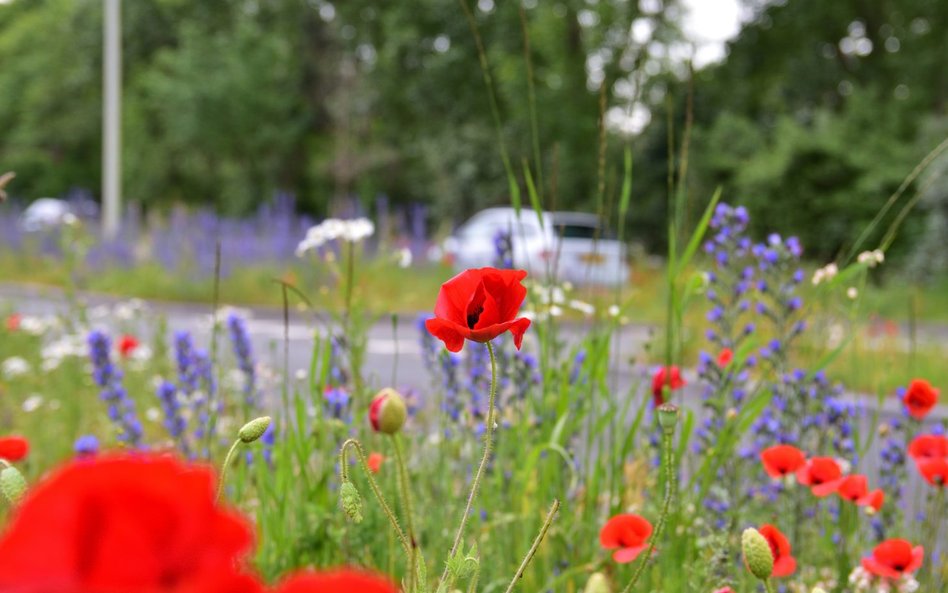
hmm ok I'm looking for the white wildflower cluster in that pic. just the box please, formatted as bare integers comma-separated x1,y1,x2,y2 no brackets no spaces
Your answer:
21,394,43,413
857,249,885,267
847,287,859,300
295,217,375,257
811,262,839,285
1,356,31,379
848,566,919,593
17,315,59,336
40,334,88,371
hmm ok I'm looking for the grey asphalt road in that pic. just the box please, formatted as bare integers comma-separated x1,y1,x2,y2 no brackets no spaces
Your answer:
2,283,945,416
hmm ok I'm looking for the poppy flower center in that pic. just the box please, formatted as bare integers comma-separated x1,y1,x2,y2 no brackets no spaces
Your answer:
466,305,484,329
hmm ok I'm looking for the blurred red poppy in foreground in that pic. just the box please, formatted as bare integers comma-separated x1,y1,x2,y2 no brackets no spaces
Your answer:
757,524,796,577
271,570,396,593
916,458,947,487
0,436,28,462
861,539,924,579
760,444,806,479
795,457,843,496
425,268,531,353
901,379,938,420
117,334,140,358
599,514,653,563
651,366,686,406
0,454,259,593
716,348,733,367
907,434,948,461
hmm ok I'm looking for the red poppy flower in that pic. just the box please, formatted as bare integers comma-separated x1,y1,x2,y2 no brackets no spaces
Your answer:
861,539,924,579
902,379,938,420
270,570,397,593
713,588,736,593
916,458,947,487
907,434,948,461
651,366,686,406
716,348,733,367
837,474,868,502
4,313,21,332
367,452,384,474
758,524,796,577
117,334,140,358
795,457,843,496
0,453,260,593
760,445,806,479
424,268,531,353
860,489,885,512
0,436,28,462
599,514,652,563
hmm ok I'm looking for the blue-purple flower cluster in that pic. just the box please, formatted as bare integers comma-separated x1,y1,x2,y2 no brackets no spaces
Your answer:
226,313,258,409
87,330,143,447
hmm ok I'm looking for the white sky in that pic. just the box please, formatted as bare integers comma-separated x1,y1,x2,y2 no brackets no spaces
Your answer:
681,0,746,67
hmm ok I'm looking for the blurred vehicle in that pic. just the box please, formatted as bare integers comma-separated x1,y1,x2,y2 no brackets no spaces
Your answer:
17,198,76,232
442,207,630,286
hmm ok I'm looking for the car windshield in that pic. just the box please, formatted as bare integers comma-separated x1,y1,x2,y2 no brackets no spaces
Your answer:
554,223,615,240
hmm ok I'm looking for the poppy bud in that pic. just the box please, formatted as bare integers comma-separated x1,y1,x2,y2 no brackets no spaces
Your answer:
239,416,272,443
583,571,611,593
340,480,363,523
369,388,407,435
657,403,679,434
742,527,774,581
0,465,27,504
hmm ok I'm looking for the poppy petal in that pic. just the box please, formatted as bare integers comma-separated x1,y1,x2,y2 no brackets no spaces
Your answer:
612,545,648,564
861,557,902,580
424,318,466,353
773,556,797,577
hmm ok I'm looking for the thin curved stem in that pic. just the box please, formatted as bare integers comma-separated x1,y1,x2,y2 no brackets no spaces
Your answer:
621,428,676,593
339,438,412,555
440,340,499,588
503,499,560,593
215,438,242,504
392,435,418,592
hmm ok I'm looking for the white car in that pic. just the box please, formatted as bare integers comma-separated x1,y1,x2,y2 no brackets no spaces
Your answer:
17,198,75,232
442,207,630,286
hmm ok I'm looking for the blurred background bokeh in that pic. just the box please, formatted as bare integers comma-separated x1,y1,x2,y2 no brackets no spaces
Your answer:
0,0,945,273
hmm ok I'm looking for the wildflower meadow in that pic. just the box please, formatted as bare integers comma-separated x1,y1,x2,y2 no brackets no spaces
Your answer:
0,193,945,593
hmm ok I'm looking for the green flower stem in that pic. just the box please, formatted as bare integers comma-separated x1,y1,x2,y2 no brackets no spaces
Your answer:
621,425,676,593
215,438,243,504
392,434,419,592
763,580,776,593
440,340,499,588
503,499,560,593
339,438,412,556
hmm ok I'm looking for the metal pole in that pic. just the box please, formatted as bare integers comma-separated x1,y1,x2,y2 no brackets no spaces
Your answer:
102,0,121,239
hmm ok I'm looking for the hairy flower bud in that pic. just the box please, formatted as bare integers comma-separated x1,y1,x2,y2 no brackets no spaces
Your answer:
369,388,407,435
742,527,774,581
583,571,612,593
657,403,679,434
340,480,364,523
238,416,272,443
0,465,27,504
